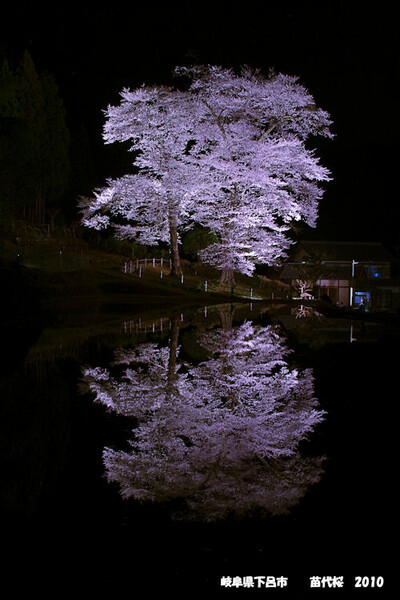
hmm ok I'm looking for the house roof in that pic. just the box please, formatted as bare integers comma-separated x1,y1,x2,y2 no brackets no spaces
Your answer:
290,241,393,263
280,263,367,280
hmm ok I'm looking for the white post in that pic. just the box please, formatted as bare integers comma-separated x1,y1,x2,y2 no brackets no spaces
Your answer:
139,266,142,278
124,262,127,274
153,258,155,268
205,280,207,292
181,274,184,284
350,259,358,307
160,270,163,279
250,288,253,299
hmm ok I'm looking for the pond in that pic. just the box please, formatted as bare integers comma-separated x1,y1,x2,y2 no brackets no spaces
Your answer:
1,301,395,595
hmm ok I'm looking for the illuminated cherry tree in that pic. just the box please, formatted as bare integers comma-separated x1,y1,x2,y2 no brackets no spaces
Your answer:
82,316,325,520
80,65,332,282
176,65,333,284
80,86,198,275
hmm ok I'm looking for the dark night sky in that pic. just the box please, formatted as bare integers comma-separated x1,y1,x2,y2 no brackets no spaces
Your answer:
2,0,400,246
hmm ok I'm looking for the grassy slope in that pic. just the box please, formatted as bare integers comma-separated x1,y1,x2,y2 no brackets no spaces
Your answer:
2,232,287,316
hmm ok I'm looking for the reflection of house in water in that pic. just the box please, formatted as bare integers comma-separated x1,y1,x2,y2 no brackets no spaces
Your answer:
279,241,400,311
274,306,388,345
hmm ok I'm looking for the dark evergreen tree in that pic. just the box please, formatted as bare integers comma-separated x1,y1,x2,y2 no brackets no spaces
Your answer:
39,71,70,230
0,50,70,227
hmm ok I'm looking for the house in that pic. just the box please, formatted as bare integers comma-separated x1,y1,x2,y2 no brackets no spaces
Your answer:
279,241,400,311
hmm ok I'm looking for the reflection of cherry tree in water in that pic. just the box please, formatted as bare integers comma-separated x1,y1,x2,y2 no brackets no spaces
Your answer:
83,318,182,417
82,312,325,521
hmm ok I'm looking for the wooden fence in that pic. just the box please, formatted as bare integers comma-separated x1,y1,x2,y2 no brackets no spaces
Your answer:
122,315,180,334
123,257,171,274
123,257,189,284
122,257,279,300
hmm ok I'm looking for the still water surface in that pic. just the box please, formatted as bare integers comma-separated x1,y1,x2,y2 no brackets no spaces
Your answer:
1,302,395,594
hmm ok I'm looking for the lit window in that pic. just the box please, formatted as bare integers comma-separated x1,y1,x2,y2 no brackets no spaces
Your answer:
367,266,384,278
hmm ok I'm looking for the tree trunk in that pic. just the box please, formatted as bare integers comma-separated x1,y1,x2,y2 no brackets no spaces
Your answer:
218,305,236,330
165,318,180,401
169,214,182,276
219,267,236,287
167,317,180,384
219,230,235,287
